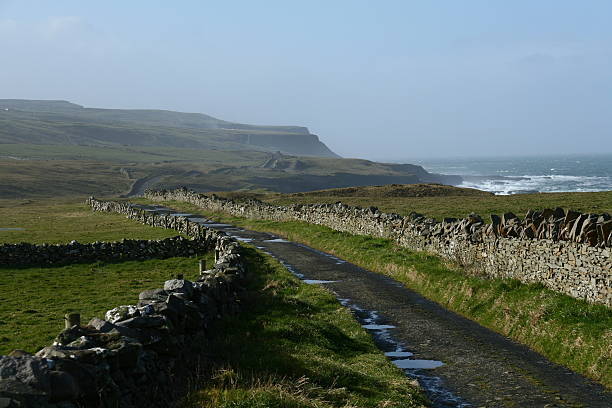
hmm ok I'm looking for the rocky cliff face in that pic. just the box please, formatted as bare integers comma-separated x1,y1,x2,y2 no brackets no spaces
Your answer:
241,132,339,157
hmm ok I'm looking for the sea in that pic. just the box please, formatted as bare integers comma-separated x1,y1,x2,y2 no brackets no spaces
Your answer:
390,154,612,195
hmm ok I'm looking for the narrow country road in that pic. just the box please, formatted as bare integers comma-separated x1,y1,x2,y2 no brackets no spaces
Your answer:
123,175,164,198
142,205,612,407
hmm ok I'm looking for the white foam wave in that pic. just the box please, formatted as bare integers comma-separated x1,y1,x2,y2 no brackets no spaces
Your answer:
461,174,612,195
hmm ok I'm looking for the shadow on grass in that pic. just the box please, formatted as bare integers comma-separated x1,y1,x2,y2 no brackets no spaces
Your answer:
186,246,425,408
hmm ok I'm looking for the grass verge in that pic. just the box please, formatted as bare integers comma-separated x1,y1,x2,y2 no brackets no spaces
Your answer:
147,200,612,389
0,198,181,244
0,254,212,354
185,246,426,408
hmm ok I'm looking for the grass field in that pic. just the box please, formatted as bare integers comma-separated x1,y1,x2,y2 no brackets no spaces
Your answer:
0,159,135,199
0,194,427,406
186,246,426,408
0,143,271,164
0,255,212,355
0,198,181,244
0,197,206,354
0,155,453,199
151,200,612,388
263,187,612,221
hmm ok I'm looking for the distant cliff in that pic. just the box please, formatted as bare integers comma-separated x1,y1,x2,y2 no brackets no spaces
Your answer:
0,99,339,158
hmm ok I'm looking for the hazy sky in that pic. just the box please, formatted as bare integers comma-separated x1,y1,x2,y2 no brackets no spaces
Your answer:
1,1,611,159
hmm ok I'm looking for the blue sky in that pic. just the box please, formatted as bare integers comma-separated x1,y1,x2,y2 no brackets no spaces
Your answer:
1,1,611,158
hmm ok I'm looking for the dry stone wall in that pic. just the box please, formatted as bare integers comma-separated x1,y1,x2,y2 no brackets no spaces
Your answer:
144,188,611,306
0,198,225,268
0,198,246,408
0,237,208,268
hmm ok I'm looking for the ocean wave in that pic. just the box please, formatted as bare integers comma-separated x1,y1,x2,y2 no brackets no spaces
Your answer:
460,174,612,195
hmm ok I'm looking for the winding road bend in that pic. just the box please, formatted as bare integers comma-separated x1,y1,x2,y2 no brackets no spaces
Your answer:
143,205,612,407
123,175,164,198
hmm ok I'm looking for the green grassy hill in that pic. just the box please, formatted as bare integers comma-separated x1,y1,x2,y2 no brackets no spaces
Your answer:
0,99,338,157
0,100,463,198
0,147,462,198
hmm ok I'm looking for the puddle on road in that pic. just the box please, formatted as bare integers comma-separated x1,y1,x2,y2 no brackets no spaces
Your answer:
297,244,348,264
278,259,304,279
385,351,413,358
362,323,396,330
174,218,469,408
170,213,193,217
338,298,352,307
233,237,254,243
144,208,171,213
255,243,339,286
0,227,25,231
344,301,469,408
303,279,337,285
187,217,208,223
392,359,445,370
204,223,232,228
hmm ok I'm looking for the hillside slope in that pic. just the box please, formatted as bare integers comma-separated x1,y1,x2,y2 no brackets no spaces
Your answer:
0,100,463,198
0,99,338,158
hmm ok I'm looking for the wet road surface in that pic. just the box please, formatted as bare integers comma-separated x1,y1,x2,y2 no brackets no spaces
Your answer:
142,206,612,408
